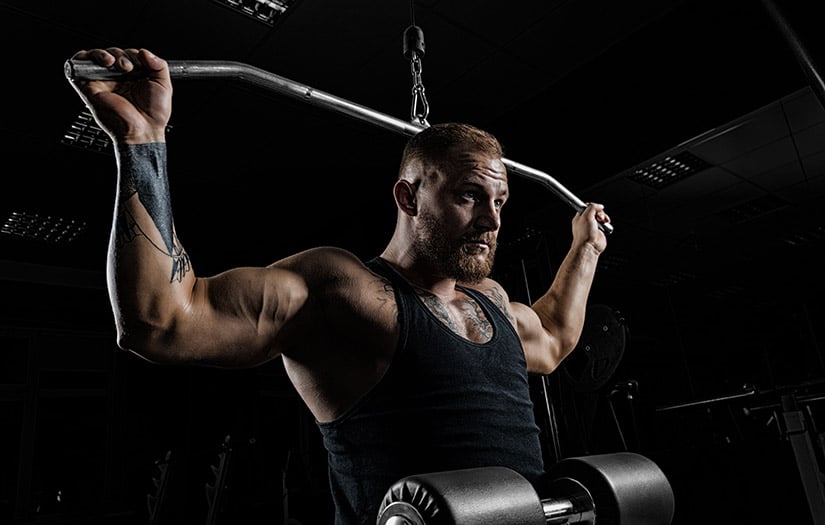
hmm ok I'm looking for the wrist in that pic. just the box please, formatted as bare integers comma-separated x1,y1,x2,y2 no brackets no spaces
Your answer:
120,129,166,145
116,143,169,201
571,241,602,261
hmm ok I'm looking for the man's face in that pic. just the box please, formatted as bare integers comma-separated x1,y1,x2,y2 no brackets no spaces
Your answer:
414,151,508,283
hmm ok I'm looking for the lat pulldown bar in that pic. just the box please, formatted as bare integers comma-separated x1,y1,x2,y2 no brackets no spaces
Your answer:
65,58,613,235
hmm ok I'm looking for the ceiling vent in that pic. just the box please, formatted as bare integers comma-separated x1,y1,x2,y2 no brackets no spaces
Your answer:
212,0,295,26
627,150,712,189
720,194,789,224
779,224,825,247
1,211,87,245
61,110,111,154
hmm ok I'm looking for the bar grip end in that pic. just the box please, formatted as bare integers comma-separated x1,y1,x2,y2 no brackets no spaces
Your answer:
64,58,140,81
63,59,75,81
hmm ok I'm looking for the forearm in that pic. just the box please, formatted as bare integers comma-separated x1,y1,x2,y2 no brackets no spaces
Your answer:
530,243,600,360
108,143,195,356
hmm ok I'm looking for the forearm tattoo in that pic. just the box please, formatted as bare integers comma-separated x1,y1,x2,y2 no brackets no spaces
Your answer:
116,143,191,283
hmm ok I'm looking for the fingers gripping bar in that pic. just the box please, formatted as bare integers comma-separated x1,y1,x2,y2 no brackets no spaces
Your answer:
65,58,613,235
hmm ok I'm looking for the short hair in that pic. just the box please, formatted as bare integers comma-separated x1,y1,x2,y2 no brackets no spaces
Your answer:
398,122,504,178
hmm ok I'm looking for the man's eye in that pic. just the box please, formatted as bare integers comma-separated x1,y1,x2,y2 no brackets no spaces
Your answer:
463,191,479,201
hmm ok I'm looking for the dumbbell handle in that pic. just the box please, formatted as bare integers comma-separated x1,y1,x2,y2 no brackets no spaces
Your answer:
542,490,595,524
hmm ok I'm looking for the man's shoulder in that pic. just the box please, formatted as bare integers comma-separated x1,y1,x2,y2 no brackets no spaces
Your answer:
272,247,389,291
461,277,508,299
272,246,367,271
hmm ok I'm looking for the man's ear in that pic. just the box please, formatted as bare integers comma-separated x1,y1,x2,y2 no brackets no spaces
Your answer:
394,179,418,216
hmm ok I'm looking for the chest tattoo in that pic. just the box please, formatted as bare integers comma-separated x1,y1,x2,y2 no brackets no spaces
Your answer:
417,291,493,342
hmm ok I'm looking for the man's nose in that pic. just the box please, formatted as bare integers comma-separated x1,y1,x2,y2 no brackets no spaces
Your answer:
476,202,501,231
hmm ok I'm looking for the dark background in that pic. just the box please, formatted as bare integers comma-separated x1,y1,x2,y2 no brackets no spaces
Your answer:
1,0,824,523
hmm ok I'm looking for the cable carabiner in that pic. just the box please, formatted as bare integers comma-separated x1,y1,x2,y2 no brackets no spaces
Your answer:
403,24,430,127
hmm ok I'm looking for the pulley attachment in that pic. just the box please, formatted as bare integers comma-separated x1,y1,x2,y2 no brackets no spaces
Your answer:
403,24,426,59
403,24,430,127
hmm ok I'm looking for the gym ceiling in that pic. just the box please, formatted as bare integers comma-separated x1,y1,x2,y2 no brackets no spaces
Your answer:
2,0,824,386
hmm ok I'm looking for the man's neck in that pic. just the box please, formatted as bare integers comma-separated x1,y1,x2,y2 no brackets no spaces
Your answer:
378,254,457,298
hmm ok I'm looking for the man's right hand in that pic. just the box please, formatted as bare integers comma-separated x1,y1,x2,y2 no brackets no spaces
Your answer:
67,47,172,144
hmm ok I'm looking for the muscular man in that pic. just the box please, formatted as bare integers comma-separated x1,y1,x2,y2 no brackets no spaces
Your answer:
68,47,610,524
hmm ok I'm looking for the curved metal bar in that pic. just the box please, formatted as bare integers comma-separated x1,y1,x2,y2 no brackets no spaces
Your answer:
65,58,612,234
65,59,426,137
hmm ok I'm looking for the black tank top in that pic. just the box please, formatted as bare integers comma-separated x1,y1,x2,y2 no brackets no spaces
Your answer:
316,257,544,525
